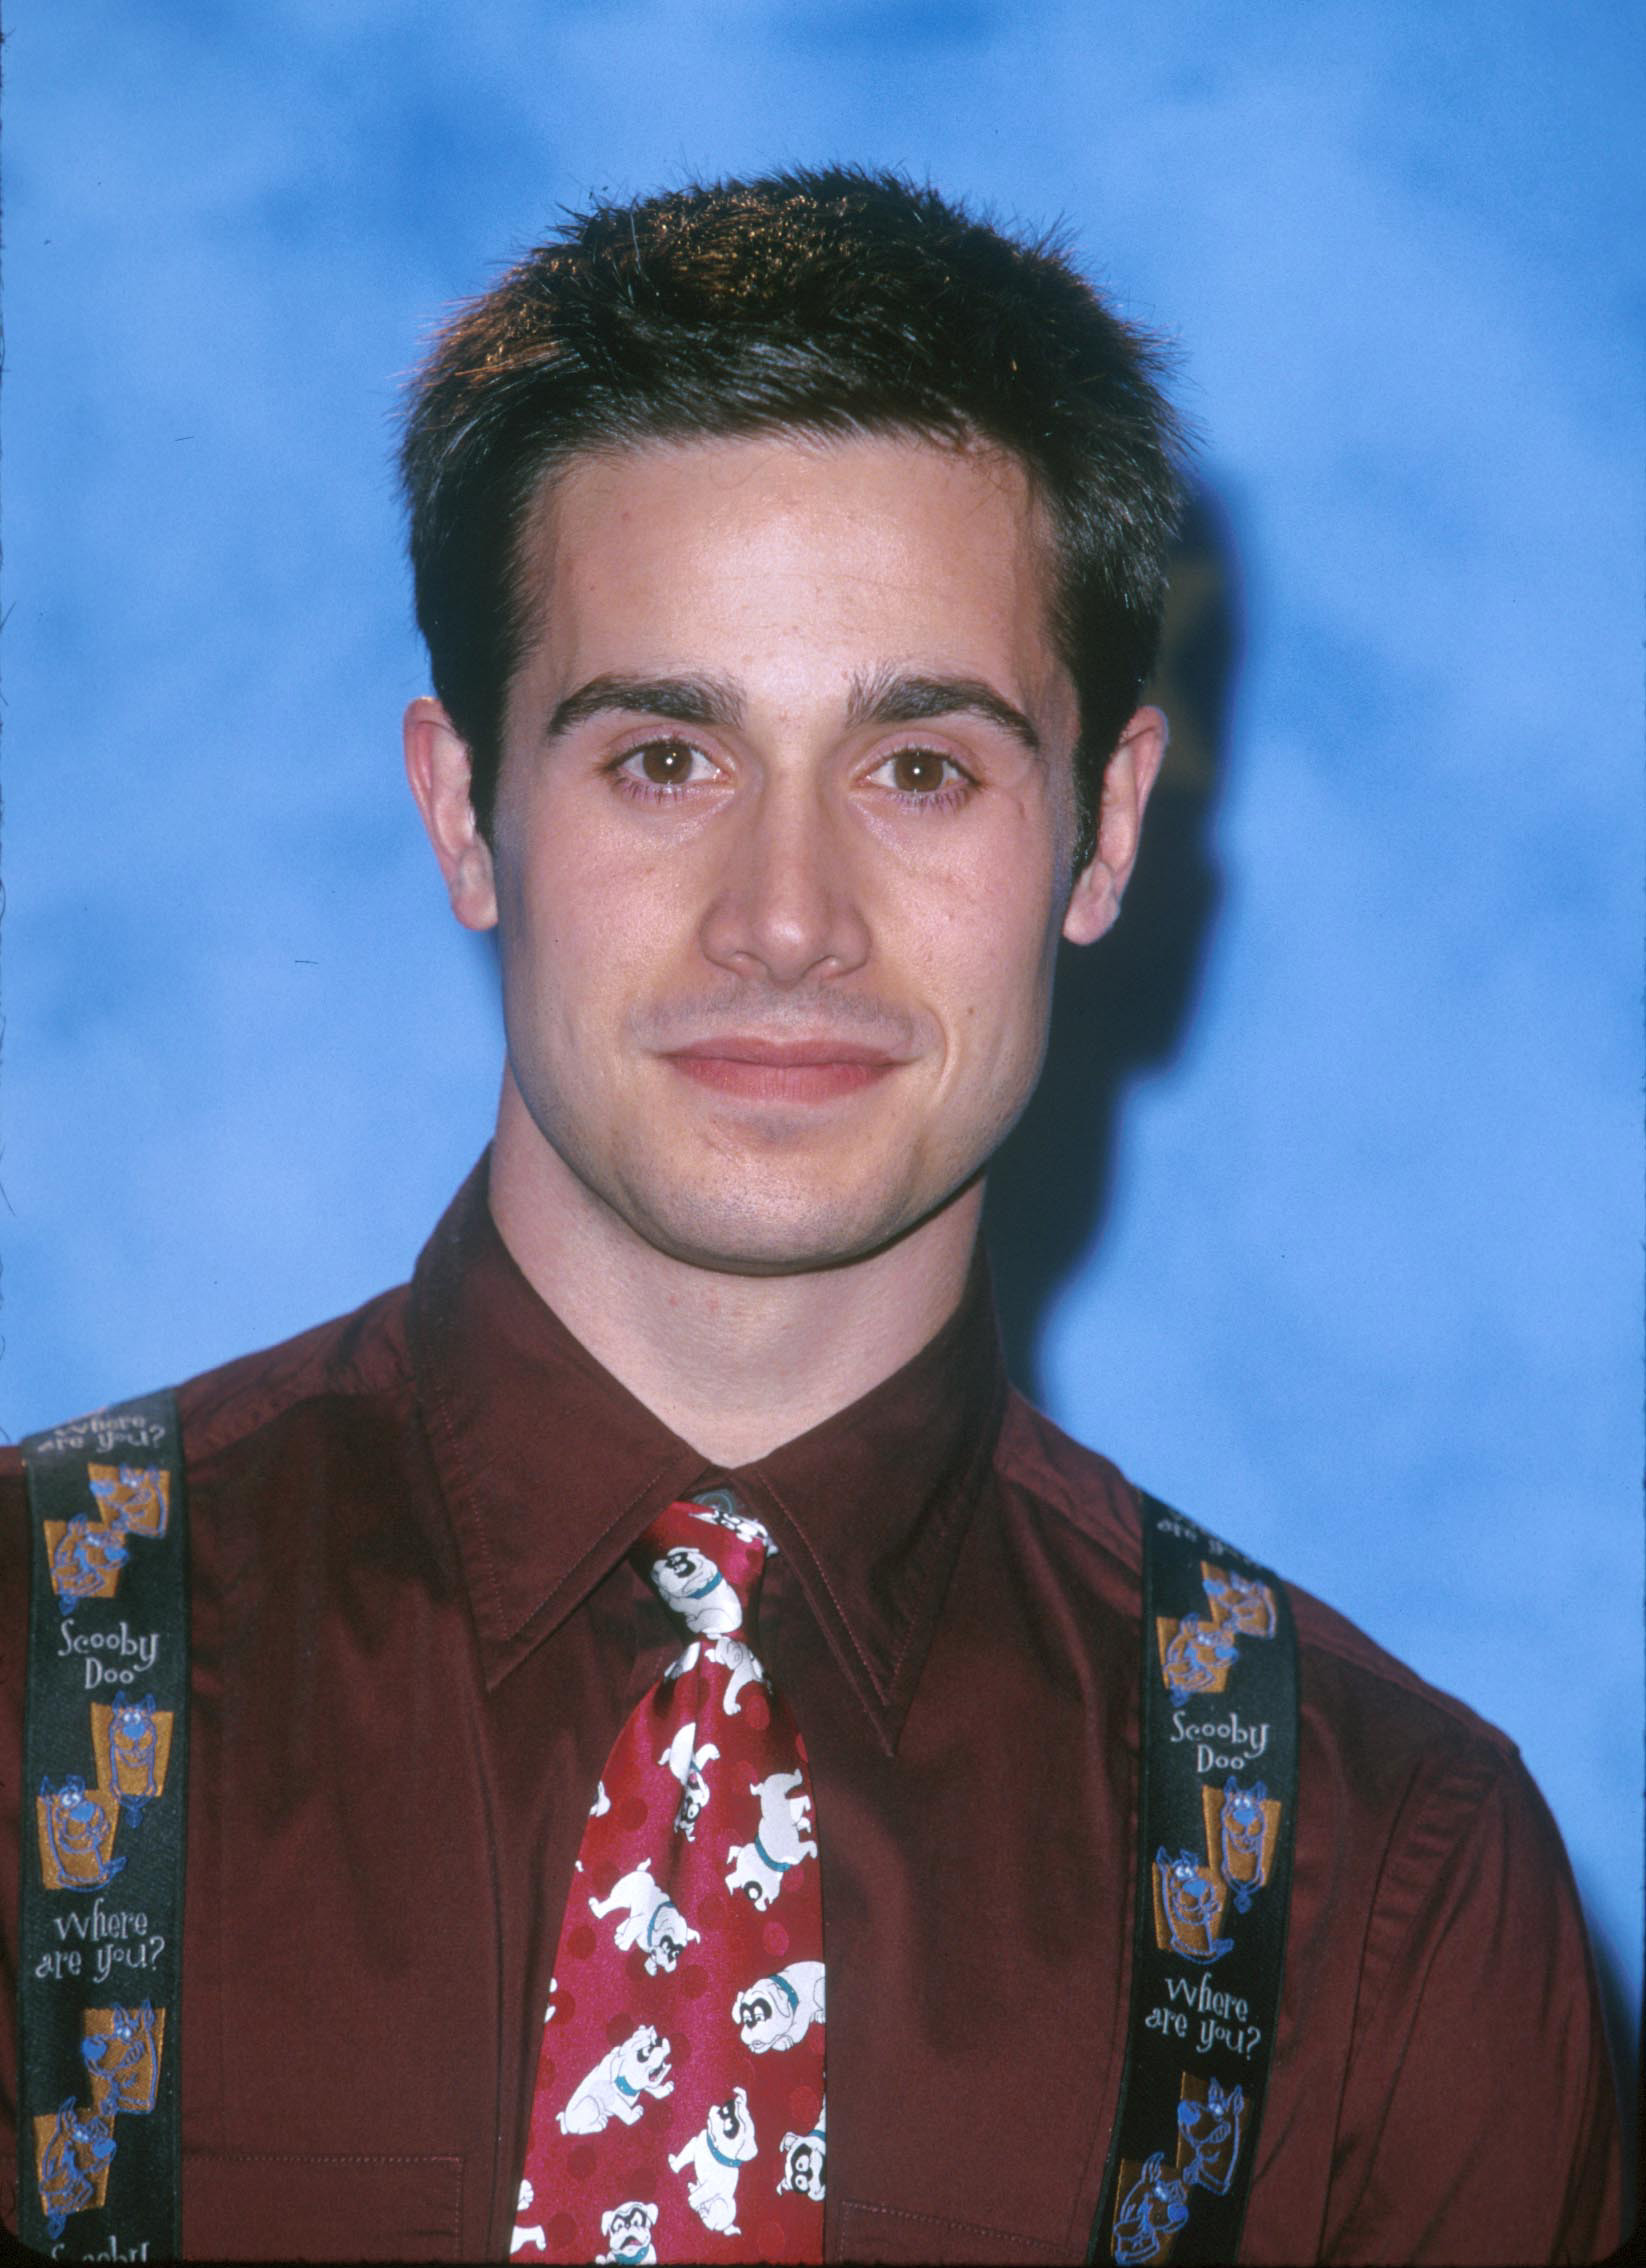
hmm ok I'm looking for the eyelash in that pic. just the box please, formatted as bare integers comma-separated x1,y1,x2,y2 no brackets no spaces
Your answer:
607,738,720,804
604,737,976,812
871,748,974,812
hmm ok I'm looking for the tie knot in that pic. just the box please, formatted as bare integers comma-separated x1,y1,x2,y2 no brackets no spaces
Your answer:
635,1492,774,1639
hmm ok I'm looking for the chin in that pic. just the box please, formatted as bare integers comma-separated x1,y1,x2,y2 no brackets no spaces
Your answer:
620,1172,943,1277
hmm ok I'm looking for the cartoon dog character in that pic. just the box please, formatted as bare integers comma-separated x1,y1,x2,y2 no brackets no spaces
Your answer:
733,1959,826,2053
589,1859,700,1974
659,1724,720,1841
1202,1565,1276,1638
35,2098,118,2238
668,2086,758,2235
725,1770,817,1911
689,1495,774,1550
106,1694,162,1816
648,1544,743,1639
510,2175,546,2254
1177,2077,1245,2195
1217,1779,1272,1911
48,1516,129,1612
1113,2152,1191,2264
1154,1848,1233,1964
37,1775,124,1891
777,2100,827,2201
557,2025,674,2135
664,1632,769,1716
1160,1612,1238,1702
597,2199,660,2263
79,2001,161,2116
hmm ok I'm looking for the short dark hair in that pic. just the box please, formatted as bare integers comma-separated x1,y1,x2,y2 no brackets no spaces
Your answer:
398,166,1186,866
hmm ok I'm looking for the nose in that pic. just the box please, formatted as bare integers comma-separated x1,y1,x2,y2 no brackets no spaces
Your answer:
697,771,871,987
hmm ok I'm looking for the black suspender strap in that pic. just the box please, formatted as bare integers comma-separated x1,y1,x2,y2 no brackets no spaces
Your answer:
1089,1493,1300,2265
18,1392,189,2261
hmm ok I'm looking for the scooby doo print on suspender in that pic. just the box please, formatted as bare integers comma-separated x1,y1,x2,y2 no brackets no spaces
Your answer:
1090,1495,1300,2266
19,1392,189,2261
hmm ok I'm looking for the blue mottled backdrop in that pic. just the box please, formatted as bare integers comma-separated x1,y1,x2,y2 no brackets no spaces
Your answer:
3,0,1639,2163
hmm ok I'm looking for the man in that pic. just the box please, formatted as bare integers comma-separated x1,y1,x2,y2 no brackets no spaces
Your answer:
1,169,1622,2262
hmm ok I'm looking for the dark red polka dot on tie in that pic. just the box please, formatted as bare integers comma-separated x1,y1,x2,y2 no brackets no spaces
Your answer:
617,1794,649,1833
548,2210,577,2247
671,2033,694,2069
788,2081,821,2127
758,2215,788,2255
698,1889,728,1931
606,2012,636,2047
763,1918,790,1960
742,1689,771,1732
549,1990,574,2028
565,1923,596,1963
625,1946,650,1983
566,2144,596,2182
679,1962,709,2000
535,2056,556,2090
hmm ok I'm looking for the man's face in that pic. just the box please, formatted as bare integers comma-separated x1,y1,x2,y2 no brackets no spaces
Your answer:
415,430,1155,1276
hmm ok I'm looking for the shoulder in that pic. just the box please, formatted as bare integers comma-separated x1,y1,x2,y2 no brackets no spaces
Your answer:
2,1279,413,1508
993,1386,1522,1777
176,1280,414,1469
1,1282,421,1767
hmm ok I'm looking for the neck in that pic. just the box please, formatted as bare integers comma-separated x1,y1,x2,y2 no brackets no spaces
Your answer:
487,1082,981,1468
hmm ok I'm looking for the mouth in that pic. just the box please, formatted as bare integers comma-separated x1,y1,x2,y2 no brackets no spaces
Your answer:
662,1036,901,1102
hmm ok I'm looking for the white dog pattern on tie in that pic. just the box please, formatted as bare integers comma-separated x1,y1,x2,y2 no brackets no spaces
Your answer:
556,2025,675,2135
725,1768,817,1910
658,1723,720,1840
596,2200,660,2263
733,1959,826,2052
689,1495,776,1551
669,2086,759,2235
511,2176,546,2254
778,2099,828,2201
663,1630,770,1716
588,1858,701,1974
648,1543,744,1638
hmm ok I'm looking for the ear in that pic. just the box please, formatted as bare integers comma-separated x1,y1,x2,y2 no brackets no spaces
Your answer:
1062,705,1168,946
403,696,498,932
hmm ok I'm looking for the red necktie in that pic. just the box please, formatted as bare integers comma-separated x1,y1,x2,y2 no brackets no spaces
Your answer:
515,1493,827,2264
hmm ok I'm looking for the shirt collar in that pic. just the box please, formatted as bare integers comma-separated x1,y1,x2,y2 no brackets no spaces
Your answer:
406,1157,1008,1750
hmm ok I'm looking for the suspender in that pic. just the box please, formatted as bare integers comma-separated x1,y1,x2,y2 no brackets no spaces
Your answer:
1090,1494,1300,2265
18,1392,189,2261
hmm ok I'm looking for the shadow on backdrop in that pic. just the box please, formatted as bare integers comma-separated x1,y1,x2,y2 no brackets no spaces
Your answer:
984,484,1642,2209
984,479,1241,1402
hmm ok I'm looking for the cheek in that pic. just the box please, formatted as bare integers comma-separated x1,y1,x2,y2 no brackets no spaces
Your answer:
931,874,1063,1073
495,837,645,1031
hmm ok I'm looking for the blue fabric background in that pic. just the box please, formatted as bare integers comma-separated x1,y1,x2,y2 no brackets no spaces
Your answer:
3,0,1639,2159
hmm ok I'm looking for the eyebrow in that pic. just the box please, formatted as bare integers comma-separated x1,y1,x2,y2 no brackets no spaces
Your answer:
544,673,745,742
542,665,1042,755
844,667,1042,756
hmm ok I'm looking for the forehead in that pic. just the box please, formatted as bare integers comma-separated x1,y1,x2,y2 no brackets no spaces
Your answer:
510,428,1072,729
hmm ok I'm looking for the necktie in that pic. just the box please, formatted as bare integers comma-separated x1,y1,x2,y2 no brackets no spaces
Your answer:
515,1493,827,2264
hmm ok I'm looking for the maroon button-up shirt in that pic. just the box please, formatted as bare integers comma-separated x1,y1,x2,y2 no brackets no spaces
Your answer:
1,1164,1622,2261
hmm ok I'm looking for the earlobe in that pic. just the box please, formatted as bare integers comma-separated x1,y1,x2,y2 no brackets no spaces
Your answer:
403,696,499,933
1061,705,1168,947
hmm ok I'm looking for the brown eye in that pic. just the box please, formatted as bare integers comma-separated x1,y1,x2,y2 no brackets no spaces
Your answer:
631,738,699,786
887,747,953,794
